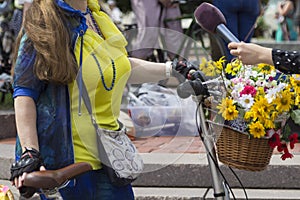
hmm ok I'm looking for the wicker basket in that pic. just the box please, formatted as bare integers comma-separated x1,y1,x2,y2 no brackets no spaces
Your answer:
215,126,273,171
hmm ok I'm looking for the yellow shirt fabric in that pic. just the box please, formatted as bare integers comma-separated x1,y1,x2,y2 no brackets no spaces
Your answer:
69,0,131,170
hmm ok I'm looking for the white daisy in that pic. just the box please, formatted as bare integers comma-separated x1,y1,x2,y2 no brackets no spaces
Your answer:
233,82,245,93
238,94,254,110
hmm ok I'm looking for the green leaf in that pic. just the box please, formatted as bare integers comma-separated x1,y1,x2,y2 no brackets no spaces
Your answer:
291,109,300,125
282,123,291,141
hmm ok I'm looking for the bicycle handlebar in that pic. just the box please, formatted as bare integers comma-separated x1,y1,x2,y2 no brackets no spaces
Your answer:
23,162,93,190
177,69,224,98
177,78,209,98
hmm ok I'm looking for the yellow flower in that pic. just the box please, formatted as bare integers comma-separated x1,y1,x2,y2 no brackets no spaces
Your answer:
256,87,266,97
249,121,265,138
244,111,253,120
199,57,222,77
270,111,279,121
225,60,242,76
215,56,226,71
257,63,275,74
249,97,272,121
222,105,239,120
217,97,234,113
217,97,239,120
290,76,300,94
263,118,275,129
295,94,300,106
274,89,294,113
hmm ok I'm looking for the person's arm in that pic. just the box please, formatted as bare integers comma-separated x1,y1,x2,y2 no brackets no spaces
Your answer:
14,96,39,152
228,42,273,65
228,42,300,74
278,0,294,16
128,57,175,84
10,34,45,195
128,57,198,84
12,96,39,188
271,49,300,74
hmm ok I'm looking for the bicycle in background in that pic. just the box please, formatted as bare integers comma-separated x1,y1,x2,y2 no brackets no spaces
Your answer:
122,0,226,64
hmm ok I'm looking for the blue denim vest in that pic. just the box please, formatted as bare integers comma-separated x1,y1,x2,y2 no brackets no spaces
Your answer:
14,0,89,170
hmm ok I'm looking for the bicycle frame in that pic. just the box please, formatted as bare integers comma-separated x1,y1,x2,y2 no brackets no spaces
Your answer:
194,94,230,200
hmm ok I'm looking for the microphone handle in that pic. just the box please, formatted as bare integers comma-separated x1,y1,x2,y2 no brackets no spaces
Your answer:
216,24,240,43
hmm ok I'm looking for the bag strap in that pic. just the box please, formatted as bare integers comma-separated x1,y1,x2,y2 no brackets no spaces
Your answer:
76,74,113,167
76,74,99,130
76,71,124,130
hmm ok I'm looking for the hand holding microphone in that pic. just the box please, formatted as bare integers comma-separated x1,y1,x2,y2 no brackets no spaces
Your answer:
193,2,273,66
177,2,240,99
193,2,240,43
228,42,274,65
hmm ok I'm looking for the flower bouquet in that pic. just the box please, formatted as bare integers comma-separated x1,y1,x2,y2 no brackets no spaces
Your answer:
199,57,300,171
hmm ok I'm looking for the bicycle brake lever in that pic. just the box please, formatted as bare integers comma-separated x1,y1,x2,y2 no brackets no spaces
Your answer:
39,180,70,199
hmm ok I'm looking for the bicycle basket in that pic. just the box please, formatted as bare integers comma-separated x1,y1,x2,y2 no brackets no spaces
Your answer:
208,120,273,171
202,62,281,172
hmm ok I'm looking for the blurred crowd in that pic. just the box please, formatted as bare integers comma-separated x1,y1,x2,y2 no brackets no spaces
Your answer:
103,0,300,43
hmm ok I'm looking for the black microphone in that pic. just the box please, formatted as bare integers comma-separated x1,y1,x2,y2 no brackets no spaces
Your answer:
194,2,240,43
177,79,209,99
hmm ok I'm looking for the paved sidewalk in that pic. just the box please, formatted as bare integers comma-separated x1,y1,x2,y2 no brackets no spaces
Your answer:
1,136,300,200
3,135,300,154
132,135,300,155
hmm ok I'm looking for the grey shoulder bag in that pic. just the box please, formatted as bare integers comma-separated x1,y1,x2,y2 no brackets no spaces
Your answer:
76,77,144,186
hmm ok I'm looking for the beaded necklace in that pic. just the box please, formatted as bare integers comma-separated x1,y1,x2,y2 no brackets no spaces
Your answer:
82,7,116,91
81,7,89,15
86,8,104,38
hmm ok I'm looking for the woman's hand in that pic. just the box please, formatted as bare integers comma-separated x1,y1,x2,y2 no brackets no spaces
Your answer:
277,0,293,16
228,42,273,65
171,59,198,82
10,147,45,198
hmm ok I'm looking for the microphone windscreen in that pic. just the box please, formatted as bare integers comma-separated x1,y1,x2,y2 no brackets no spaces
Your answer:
194,2,226,34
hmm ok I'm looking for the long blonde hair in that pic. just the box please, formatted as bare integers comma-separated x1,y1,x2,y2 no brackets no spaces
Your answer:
13,0,78,84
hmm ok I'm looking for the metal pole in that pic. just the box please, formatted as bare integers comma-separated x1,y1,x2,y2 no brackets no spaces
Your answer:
196,95,228,200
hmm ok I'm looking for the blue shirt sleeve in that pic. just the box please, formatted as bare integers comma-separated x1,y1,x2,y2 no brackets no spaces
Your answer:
13,86,39,102
13,34,45,101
